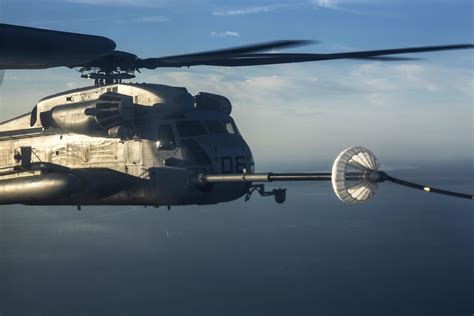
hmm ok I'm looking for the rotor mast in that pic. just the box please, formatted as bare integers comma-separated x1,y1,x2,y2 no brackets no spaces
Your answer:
74,50,140,86
80,70,136,86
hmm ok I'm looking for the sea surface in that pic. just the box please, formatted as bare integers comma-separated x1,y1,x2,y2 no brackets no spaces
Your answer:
0,161,472,316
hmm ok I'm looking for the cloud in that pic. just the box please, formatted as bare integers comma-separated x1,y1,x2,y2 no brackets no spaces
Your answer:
314,0,338,8
350,63,443,93
29,15,169,27
212,1,364,17
65,0,176,7
66,0,143,5
136,57,473,162
212,4,287,16
210,31,240,38
2,49,471,163
311,0,365,14
66,82,78,89
130,16,169,23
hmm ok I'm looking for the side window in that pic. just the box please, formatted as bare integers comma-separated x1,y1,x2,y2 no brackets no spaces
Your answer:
176,120,207,137
30,106,38,127
157,124,176,151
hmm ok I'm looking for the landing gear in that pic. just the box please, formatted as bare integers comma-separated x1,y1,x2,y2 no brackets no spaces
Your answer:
245,184,287,204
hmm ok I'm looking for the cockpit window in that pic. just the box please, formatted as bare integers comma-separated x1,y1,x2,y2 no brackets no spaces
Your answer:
157,124,176,150
176,120,207,137
225,121,237,134
203,120,238,135
203,120,227,134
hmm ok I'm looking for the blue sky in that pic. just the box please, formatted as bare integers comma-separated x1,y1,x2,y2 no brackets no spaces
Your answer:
0,0,472,165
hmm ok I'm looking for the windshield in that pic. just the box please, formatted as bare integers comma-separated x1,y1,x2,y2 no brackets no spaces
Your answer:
203,120,238,135
175,119,239,137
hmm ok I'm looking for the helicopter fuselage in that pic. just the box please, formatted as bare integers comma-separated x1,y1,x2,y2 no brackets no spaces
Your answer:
0,83,254,207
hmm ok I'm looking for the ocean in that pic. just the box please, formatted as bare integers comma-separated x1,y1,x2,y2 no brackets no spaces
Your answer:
0,161,472,316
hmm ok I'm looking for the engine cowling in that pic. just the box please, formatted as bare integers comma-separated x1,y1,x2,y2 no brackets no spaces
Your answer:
40,92,134,138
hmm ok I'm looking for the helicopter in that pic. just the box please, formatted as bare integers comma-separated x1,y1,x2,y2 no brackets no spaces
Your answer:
0,23,472,209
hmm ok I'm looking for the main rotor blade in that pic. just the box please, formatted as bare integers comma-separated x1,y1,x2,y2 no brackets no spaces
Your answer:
384,174,473,200
151,44,473,67
0,23,116,70
137,40,315,69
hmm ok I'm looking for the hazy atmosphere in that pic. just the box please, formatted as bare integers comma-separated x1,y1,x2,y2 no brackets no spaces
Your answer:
0,1,473,315
0,0,472,163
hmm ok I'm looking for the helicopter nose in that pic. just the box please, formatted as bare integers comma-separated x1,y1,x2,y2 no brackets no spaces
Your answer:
198,136,253,173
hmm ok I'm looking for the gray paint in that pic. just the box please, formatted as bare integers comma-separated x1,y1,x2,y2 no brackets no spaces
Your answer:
0,83,253,206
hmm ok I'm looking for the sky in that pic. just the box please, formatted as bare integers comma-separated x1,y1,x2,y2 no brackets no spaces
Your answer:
0,3,473,315
0,0,472,166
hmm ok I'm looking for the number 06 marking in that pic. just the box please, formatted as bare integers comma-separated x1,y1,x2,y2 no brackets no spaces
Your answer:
221,156,247,173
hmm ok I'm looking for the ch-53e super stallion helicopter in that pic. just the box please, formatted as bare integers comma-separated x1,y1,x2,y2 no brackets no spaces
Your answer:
0,23,472,209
